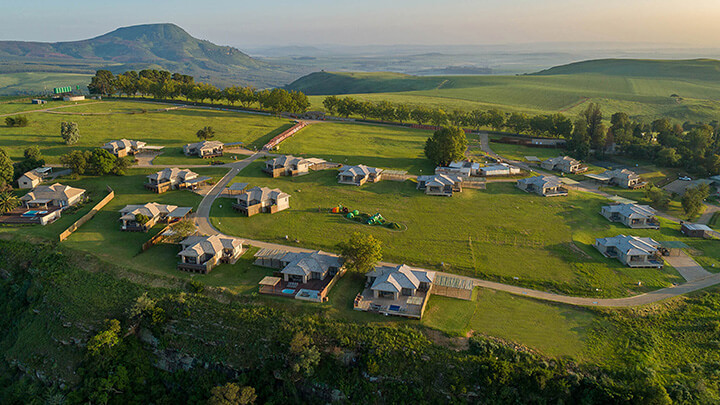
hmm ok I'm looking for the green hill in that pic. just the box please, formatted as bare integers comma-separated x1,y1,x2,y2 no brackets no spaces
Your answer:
286,71,446,95
532,58,720,81
0,23,297,88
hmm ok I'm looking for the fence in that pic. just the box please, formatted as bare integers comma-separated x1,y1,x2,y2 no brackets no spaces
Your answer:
263,121,309,150
141,224,172,252
59,187,115,242
432,274,475,301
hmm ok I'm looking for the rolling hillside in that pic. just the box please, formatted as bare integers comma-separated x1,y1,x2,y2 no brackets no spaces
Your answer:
0,23,301,88
532,58,720,81
290,60,720,122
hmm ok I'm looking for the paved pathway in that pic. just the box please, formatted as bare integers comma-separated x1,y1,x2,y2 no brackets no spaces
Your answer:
190,154,720,309
664,252,713,281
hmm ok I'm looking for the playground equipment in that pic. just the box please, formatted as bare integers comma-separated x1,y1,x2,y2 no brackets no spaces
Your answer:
346,212,355,219
367,213,385,225
331,204,350,214
352,209,360,216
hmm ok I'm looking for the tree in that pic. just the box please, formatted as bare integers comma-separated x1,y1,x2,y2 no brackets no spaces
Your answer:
0,148,14,186
424,126,468,167
88,69,116,95
644,185,670,209
507,113,531,134
681,184,710,219
112,156,133,176
338,232,383,274
134,213,150,225
484,109,506,131
13,146,45,179
0,191,19,214
568,117,591,160
578,103,606,157
60,122,80,145
411,106,433,125
208,383,256,405
87,319,121,357
609,112,633,146
395,104,411,123
323,96,340,114
88,148,115,175
196,126,215,140
5,116,28,127
429,108,448,127
656,147,680,167
23,146,42,161
60,150,91,175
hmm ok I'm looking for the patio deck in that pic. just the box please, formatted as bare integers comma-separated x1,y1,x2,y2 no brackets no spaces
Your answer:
353,288,430,319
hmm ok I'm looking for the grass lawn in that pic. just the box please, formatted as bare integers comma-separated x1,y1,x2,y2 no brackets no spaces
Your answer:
0,100,294,162
278,121,436,175
210,161,689,298
423,289,598,359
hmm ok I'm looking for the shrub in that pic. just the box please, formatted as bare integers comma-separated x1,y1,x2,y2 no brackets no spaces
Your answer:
5,116,28,127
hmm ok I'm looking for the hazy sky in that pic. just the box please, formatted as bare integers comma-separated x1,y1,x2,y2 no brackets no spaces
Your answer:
2,0,719,48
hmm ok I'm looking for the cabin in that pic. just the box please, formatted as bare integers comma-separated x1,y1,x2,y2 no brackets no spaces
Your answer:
118,203,192,232
177,235,244,273
233,186,290,216
20,183,86,209
416,174,463,196
480,163,521,177
435,161,481,177
541,156,586,174
354,264,436,319
337,165,383,186
263,155,311,177
102,139,146,157
183,140,224,158
516,175,568,197
681,223,719,239
145,168,209,193
17,171,42,189
586,169,644,189
600,203,660,229
594,235,664,268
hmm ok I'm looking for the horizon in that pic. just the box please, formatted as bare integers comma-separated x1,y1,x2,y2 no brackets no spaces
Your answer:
3,0,720,49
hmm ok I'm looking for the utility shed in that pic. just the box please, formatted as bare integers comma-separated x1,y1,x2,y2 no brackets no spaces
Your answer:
659,240,691,257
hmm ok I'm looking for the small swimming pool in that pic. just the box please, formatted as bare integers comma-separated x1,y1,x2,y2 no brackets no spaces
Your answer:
281,288,295,295
388,305,401,312
22,210,45,217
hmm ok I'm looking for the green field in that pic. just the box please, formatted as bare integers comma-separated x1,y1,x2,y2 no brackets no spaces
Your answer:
0,100,294,162
209,161,695,298
279,121,436,174
423,289,597,359
0,72,93,96
298,69,720,123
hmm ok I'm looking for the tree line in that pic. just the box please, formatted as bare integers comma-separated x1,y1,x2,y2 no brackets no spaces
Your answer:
323,95,573,138
88,69,310,114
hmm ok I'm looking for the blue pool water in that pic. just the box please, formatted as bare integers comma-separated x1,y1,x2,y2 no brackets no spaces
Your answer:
388,305,401,312
282,289,295,295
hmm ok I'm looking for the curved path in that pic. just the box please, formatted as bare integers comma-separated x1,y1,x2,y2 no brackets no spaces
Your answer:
193,154,720,309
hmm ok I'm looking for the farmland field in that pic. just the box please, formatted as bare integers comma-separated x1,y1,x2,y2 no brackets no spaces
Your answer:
301,71,720,123
209,161,697,298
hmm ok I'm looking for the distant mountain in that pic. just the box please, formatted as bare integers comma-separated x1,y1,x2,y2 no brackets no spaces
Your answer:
0,23,302,88
532,58,720,81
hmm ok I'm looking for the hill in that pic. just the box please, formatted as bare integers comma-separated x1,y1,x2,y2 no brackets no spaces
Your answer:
0,23,300,88
285,71,446,95
532,58,720,81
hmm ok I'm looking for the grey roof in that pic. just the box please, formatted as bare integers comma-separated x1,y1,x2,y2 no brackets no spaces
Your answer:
119,202,191,221
482,163,518,173
338,164,383,177
517,175,562,189
280,250,342,277
103,139,146,151
683,223,713,232
595,235,660,255
544,156,580,166
448,161,480,170
178,235,243,258
603,203,656,219
227,182,249,191
267,155,309,168
147,167,198,183
21,183,85,202
185,140,224,151
236,186,290,204
418,173,462,187
368,264,436,293
597,168,640,181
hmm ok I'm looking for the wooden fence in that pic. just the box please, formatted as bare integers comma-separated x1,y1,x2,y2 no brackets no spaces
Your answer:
263,121,309,150
59,187,115,242
141,224,172,252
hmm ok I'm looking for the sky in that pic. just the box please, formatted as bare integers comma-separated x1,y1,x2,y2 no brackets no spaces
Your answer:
2,0,720,48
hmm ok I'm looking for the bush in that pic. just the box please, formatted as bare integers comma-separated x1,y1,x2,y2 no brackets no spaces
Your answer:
5,116,28,127
187,279,205,294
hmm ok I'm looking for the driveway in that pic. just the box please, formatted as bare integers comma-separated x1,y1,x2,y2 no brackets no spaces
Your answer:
664,252,713,282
